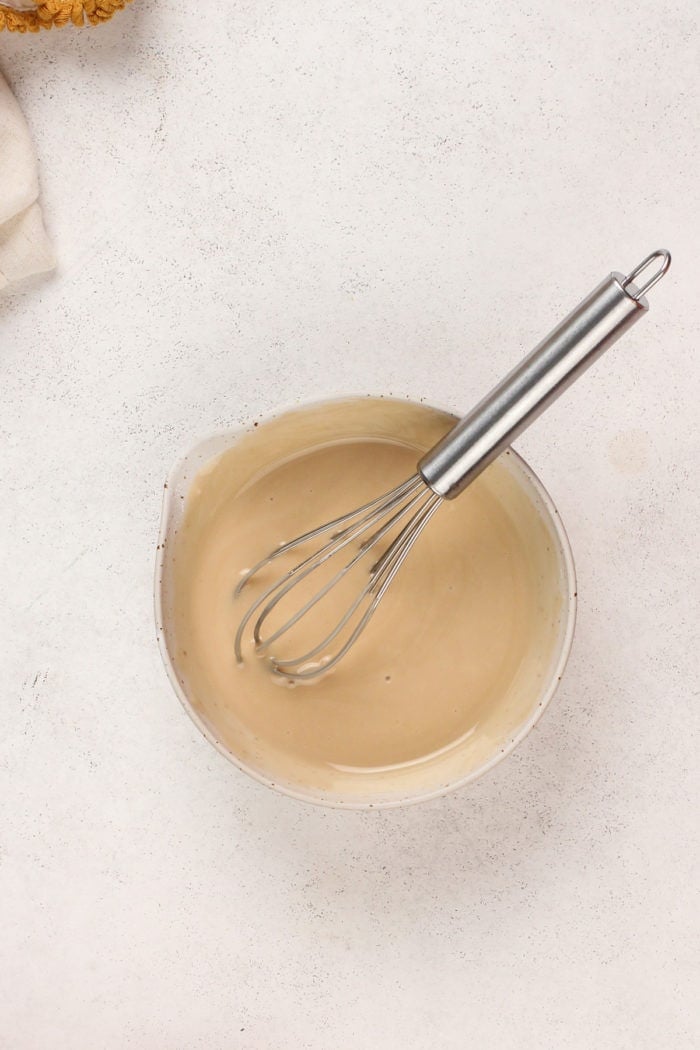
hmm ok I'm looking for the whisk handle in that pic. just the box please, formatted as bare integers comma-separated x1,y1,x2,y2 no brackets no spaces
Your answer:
418,250,671,499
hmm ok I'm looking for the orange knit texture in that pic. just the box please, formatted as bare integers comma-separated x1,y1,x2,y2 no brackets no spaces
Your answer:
0,0,132,31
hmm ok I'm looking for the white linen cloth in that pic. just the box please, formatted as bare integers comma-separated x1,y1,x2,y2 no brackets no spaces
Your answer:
0,70,54,290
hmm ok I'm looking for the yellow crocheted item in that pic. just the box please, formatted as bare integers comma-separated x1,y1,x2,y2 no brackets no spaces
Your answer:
0,0,131,31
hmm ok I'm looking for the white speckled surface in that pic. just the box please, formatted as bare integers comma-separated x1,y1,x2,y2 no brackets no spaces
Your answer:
1,3,699,1047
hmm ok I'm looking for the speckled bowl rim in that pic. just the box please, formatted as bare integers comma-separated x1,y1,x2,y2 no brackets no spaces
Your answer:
154,396,577,810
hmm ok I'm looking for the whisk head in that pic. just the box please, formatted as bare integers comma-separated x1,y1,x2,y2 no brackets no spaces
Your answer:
234,473,442,681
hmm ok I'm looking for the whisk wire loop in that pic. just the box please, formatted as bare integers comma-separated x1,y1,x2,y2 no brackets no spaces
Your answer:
271,489,442,678
234,474,440,680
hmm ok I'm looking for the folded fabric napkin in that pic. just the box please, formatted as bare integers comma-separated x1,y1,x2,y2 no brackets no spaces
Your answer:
0,70,54,290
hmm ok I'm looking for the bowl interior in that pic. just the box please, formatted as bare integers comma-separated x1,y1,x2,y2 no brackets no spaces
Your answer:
155,397,576,808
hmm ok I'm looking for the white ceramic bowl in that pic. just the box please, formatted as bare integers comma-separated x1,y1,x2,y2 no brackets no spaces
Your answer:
155,398,576,808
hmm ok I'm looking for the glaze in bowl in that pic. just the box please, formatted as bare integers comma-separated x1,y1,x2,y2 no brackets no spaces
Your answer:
155,397,576,808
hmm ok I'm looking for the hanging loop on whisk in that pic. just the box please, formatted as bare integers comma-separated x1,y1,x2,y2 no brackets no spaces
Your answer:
622,249,671,301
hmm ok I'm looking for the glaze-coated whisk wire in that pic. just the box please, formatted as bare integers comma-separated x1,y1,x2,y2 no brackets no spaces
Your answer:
234,474,440,680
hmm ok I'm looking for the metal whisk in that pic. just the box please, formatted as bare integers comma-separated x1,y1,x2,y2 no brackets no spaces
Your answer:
235,250,670,681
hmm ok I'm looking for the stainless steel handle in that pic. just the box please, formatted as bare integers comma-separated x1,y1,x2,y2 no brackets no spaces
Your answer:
418,250,671,499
